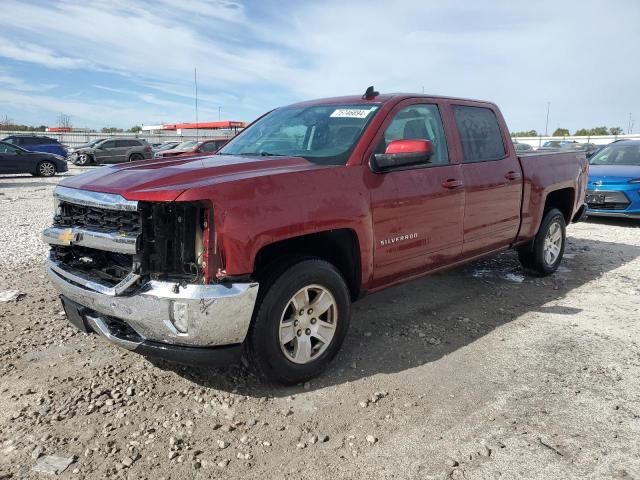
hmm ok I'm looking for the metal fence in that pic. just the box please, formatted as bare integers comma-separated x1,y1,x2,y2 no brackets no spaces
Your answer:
513,133,640,147
0,129,239,147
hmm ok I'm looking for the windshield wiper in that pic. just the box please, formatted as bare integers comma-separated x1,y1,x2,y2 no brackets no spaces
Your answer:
235,152,286,157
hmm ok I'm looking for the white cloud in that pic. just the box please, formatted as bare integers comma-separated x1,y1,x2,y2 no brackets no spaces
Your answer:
0,0,637,131
0,36,87,69
0,70,56,92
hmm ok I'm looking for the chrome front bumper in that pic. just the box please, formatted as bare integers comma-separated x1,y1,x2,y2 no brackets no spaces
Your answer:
47,258,259,349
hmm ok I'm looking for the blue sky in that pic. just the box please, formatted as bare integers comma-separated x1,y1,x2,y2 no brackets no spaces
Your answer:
0,0,638,132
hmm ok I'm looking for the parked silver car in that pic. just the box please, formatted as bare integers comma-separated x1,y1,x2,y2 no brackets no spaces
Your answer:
69,138,152,165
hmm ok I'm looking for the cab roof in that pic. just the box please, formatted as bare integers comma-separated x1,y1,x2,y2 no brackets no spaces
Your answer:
286,92,495,108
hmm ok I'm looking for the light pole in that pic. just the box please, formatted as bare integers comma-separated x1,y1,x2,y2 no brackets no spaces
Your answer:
218,106,221,122
544,101,550,137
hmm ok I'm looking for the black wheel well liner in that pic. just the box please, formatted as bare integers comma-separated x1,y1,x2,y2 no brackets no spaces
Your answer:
543,187,575,224
253,229,362,301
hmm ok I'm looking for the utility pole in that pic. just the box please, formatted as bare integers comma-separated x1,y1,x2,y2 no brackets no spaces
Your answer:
629,113,634,135
218,106,221,122
544,102,550,137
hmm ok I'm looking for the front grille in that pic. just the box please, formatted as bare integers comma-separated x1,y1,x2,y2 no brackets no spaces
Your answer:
54,202,141,234
586,190,630,211
51,245,135,287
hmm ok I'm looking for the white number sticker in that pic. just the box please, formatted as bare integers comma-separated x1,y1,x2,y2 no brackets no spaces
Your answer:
330,108,374,119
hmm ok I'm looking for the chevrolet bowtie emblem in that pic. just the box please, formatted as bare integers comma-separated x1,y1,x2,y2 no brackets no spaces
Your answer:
58,228,77,245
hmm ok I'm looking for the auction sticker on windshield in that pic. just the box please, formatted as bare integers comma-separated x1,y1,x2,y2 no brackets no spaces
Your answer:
330,107,377,119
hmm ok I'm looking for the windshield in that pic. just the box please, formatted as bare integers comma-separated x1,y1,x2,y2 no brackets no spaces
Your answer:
156,142,178,151
218,103,381,165
559,143,584,151
174,141,197,152
590,143,640,166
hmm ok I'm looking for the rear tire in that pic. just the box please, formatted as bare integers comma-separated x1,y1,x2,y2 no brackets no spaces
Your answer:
36,161,56,177
129,153,143,162
518,208,566,276
245,259,351,384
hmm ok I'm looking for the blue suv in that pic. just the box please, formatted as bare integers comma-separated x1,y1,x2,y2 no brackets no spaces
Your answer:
2,135,68,158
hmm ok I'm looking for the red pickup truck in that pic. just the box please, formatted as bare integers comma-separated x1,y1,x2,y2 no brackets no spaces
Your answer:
42,89,588,383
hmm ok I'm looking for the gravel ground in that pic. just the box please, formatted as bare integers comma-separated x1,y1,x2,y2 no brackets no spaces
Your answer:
0,167,90,271
1,170,640,479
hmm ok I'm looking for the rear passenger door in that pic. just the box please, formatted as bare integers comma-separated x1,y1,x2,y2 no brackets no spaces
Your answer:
451,103,522,256
112,140,134,162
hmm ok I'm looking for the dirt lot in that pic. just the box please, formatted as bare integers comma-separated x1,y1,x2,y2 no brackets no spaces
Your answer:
1,170,639,479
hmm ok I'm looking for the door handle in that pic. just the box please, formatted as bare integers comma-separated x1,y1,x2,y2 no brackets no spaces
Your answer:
505,171,521,181
442,179,463,189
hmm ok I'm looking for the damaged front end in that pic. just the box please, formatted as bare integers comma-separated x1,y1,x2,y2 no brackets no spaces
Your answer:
42,186,258,365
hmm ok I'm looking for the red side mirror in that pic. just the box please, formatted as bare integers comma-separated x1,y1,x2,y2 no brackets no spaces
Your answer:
371,139,434,173
385,139,433,155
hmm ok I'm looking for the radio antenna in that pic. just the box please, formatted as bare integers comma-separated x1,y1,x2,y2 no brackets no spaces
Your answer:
194,66,199,143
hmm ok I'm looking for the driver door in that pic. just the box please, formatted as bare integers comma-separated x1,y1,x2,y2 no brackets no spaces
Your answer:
93,140,116,163
367,99,465,288
0,143,26,173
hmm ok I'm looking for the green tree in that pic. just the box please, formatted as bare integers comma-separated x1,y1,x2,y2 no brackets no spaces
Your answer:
552,128,570,137
101,127,123,133
590,126,609,135
609,127,624,135
511,130,538,137
574,128,590,136
128,125,142,133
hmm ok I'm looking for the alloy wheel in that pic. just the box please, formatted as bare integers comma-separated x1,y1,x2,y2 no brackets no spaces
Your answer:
543,220,562,266
278,284,338,364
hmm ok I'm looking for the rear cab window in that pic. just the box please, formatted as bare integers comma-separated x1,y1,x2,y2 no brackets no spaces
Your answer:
452,105,506,162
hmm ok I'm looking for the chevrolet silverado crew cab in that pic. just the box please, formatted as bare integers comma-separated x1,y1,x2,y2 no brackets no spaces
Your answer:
42,88,588,384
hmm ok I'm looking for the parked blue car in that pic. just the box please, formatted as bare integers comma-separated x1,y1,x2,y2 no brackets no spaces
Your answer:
586,140,640,220
1,135,67,158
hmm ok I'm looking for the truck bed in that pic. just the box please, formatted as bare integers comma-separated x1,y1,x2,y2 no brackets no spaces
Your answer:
516,151,588,242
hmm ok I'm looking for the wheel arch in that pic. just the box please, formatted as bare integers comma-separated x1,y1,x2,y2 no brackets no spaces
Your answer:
253,229,362,301
543,187,575,224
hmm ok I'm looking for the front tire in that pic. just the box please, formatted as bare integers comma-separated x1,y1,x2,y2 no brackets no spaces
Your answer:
74,153,92,166
246,259,351,384
518,208,566,276
36,161,56,177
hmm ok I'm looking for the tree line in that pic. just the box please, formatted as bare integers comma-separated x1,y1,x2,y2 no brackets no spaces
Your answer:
0,113,142,134
512,126,625,137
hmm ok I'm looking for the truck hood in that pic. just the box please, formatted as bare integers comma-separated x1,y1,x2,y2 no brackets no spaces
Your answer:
59,154,327,201
588,164,640,186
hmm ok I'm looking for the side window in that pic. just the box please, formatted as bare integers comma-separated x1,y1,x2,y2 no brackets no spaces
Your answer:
378,104,449,165
101,140,116,149
0,143,19,154
200,142,218,152
453,105,506,162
